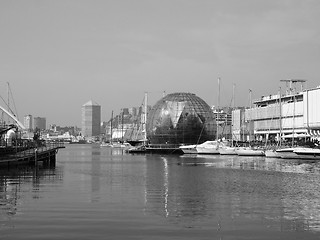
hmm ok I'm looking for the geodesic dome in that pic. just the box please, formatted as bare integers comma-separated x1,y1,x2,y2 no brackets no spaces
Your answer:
146,92,216,144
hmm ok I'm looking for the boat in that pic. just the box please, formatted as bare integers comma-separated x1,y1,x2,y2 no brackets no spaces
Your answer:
276,147,320,160
264,87,283,158
111,142,131,148
100,142,112,147
196,78,222,155
293,147,320,160
196,141,220,154
236,147,265,156
127,92,148,154
234,90,265,157
219,83,237,155
0,90,63,165
219,145,237,155
179,144,197,154
126,144,146,153
274,86,313,160
264,147,281,158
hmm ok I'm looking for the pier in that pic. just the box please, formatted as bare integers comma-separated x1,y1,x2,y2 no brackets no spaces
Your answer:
0,141,65,167
145,144,183,154
127,144,183,154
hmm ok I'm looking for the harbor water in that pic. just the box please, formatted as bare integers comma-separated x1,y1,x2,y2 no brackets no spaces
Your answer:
1,144,320,239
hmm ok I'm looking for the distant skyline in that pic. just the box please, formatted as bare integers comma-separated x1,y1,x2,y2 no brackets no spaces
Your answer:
1,0,320,127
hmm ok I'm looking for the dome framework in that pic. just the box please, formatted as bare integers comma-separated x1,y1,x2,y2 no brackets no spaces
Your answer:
147,92,216,145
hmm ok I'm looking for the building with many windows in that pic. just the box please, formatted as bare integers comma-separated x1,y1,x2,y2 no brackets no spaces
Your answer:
34,117,46,131
81,100,101,138
232,79,320,143
23,114,33,131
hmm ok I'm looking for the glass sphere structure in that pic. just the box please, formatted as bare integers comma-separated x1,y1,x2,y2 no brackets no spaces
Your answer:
147,92,216,144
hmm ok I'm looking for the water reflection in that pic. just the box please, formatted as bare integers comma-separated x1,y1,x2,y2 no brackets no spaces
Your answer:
91,144,101,202
2,146,320,238
0,165,62,228
145,154,320,232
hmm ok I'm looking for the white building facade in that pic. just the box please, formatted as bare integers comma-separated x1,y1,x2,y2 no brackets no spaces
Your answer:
232,81,320,142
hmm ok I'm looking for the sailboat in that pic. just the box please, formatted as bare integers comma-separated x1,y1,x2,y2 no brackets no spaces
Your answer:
126,92,148,153
264,87,282,158
219,83,237,155
101,110,130,148
196,77,223,155
274,79,320,159
235,89,264,156
101,111,113,147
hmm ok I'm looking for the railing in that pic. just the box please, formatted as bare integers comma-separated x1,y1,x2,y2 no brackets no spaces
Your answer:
0,140,64,161
147,144,181,149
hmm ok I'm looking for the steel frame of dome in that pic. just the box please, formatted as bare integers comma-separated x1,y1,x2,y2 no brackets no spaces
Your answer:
146,92,216,145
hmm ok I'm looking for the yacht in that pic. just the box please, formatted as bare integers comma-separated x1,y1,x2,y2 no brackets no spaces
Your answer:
235,147,265,156
179,144,197,154
276,147,320,160
219,145,237,155
196,141,220,154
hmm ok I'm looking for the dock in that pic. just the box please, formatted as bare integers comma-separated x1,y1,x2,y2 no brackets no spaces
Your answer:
0,141,65,167
127,144,183,154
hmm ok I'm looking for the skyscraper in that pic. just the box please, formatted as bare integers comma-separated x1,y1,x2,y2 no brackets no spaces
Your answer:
23,114,33,131
81,100,101,137
34,117,46,131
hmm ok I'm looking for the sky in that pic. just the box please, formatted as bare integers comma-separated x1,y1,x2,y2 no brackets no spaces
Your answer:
1,0,320,127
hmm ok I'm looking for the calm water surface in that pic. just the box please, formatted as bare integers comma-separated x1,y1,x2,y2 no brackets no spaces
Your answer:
1,144,320,239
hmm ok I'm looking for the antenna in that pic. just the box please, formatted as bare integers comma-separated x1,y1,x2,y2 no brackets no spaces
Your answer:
280,79,306,95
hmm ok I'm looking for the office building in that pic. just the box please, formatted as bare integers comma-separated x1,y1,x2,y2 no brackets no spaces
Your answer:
23,114,33,131
34,117,46,131
81,100,101,137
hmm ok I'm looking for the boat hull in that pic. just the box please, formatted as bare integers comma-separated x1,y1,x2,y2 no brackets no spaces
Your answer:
196,141,220,155
275,147,320,160
179,145,197,154
264,150,281,158
236,148,265,156
219,147,237,155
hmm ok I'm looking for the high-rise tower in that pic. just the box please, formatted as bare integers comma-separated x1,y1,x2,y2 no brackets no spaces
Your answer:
81,100,101,137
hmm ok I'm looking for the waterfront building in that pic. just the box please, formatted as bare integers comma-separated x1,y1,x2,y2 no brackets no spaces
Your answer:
23,114,33,131
146,92,216,145
233,79,320,143
34,117,46,131
231,108,248,142
213,107,233,140
122,108,129,116
128,107,138,117
81,100,101,137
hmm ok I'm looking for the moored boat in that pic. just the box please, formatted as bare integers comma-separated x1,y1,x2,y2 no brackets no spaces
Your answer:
276,147,299,159
264,149,281,158
276,147,320,160
236,147,265,156
179,144,197,154
126,145,147,153
196,141,220,154
293,147,320,160
219,146,237,155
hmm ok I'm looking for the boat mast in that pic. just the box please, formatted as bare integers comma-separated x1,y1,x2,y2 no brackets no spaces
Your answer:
121,109,124,143
110,110,113,143
144,92,148,142
249,89,252,142
279,87,282,147
7,82,10,123
231,83,235,147
292,94,295,148
280,79,306,147
216,77,220,141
